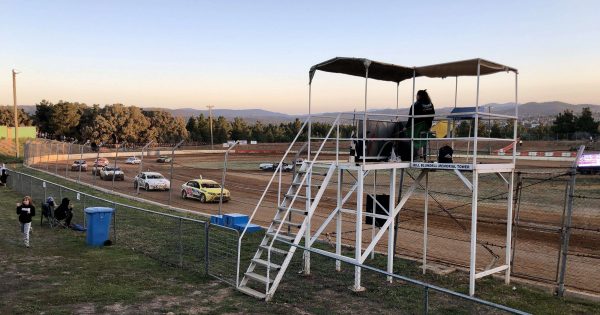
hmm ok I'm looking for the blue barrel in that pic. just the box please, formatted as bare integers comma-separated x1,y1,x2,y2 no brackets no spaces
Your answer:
84,207,114,246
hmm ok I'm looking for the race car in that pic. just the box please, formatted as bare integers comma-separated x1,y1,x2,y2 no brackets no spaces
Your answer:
181,179,230,203
91,159,111,176
133,172,170,191
156,155,172,163
94,157,110,167
99,166,125,181
259,162,294,172
70,160,87,171
125,156,141,164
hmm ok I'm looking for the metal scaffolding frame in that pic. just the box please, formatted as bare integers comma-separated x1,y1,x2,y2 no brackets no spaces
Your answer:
237,57,519,300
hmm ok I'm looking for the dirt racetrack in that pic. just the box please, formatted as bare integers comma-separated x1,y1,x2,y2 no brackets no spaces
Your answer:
34,151,600,295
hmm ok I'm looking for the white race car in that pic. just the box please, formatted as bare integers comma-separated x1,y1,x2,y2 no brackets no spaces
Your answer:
259,162,294,172
99,166,125,181
125,156,141,164
133,172,170,191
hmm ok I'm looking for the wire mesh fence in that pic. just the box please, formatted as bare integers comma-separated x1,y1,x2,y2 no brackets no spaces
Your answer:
5,168,242,283
22,139,600,295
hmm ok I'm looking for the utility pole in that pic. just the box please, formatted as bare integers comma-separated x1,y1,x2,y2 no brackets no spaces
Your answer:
12,69,20,158
207,105,214,149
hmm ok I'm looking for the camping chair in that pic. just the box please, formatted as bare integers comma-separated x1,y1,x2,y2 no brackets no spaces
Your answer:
41,202,58,228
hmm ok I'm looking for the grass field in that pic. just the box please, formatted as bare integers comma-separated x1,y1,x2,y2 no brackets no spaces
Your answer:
2,167,600,314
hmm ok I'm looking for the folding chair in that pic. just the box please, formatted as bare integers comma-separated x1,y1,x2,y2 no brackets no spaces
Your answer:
41,202,58,228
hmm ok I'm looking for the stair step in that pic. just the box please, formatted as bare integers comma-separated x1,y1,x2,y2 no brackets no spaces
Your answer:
266,231,296,242
245,272,274,284
259,244,289,255
273,218,302,228
252,258,281,270
284,193,314,201
291,181,321,188
238,285,266,299
297,169,330,176
278,206,307,215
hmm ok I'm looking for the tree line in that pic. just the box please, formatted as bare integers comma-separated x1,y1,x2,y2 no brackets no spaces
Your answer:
1,102,598,143
7,100,189,144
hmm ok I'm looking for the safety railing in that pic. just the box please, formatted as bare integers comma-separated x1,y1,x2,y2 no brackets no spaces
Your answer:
263,114,341,294
235,117,309,286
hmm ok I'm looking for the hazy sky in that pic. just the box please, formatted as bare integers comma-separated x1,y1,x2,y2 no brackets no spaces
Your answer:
1,0,599,114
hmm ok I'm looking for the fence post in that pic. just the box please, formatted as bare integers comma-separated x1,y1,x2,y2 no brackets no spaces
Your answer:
204,223,210,275
423,286,429,315
113,202,117,244
82,194,87,228
178,218,183,268
557,145,584,296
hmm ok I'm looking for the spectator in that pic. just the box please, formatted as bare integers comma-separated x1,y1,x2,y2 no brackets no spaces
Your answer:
16,196,35,248
54,197,74,228
0,164,8,186
406,90,435,159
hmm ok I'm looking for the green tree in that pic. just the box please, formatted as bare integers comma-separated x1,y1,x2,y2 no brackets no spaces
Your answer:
50,101,86,139
251,121,266,142
213,116,230,143
0,106,33,127
34,99,54,134
143,110,189,143
575,107,599,134
186,116,199,141
490,122,502,138
551,109,576,138
456,121,472,137
196,114,210,143
230,117,250,140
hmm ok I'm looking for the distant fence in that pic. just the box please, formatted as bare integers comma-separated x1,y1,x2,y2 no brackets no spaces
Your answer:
5,169,239,282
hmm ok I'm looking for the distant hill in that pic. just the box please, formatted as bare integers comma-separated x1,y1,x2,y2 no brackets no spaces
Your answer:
16,101,600,122
153,108,292,122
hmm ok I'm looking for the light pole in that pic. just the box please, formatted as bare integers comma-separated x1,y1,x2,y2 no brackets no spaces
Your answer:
207,105,214,149
12,69,20,158
218,140,239,216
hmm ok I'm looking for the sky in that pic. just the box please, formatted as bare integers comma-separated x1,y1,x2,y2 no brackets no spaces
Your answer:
1,0,599,114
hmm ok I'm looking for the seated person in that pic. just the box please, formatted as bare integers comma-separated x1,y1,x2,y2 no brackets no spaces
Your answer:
406,90,435,159
54,197,74,228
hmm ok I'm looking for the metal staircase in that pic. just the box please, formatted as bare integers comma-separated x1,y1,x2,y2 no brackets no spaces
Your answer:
238,162,335,300
237,114,341,301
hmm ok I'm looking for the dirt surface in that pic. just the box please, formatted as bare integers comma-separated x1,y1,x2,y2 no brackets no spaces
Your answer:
33,151,600,295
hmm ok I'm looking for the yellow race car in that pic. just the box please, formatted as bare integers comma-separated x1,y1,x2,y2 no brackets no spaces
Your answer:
181,179,230,203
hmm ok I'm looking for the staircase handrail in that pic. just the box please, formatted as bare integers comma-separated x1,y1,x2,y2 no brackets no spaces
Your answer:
236,118,309,286
264,114,341,294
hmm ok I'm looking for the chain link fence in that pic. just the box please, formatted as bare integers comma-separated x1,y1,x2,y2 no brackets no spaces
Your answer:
22,139,600,296
5,168,240,283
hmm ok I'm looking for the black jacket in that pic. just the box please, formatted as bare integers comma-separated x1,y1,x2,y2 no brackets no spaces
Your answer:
16,204,36,223
54,198,72,220
407,100,435,128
